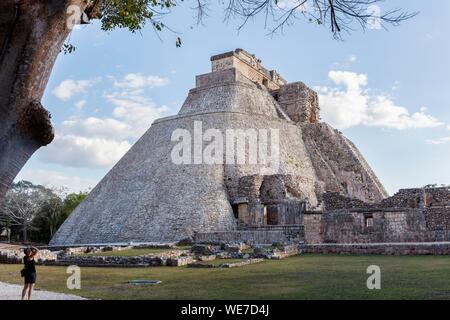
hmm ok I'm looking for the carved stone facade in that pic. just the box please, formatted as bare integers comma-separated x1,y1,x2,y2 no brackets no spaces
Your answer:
230,174,306,228
210,49,287,90
304,187,450,244
275,82,320,124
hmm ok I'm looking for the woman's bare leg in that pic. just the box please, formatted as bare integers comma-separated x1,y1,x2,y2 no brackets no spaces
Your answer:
27,284,35,300
21,284,29,300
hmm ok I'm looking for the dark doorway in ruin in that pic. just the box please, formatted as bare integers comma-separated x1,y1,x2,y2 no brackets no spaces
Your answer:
231,204,239,219
364,214,374,228
266,205,279,225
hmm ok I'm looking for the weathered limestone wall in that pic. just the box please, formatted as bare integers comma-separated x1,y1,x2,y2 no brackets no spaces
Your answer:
181,76,281,118
195,226,304,244
303,214,322,244
425,187,450,207
301,123,388,203
276,82,320,124
319,209,430,243
321,188,442,211
273,200,304,225
427,207,450,230
235,174,312,204
210,49,287,90
304,188,450,244
196,68,254,89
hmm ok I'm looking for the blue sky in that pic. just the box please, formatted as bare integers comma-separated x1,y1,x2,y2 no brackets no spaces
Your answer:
16,0,450,195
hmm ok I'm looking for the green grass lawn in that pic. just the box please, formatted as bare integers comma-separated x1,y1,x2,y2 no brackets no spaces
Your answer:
1,254,450,300
83,246,190,257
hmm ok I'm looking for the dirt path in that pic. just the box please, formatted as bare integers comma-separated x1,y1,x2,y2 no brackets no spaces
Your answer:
0,282,86,300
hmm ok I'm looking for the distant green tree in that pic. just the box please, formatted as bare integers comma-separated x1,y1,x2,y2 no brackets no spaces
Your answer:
61,192,88,220
31,190,88,243
0,180,88,243
31,190,64,243
0,181,50,242
0,216,11,242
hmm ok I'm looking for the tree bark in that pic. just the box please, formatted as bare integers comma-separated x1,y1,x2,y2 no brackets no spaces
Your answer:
0,0,87,201
22,222,27,242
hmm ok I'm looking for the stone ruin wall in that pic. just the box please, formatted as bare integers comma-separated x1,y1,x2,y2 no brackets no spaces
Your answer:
210,49,287,90
304,187,450,244
228,174,307,228
194,226,304,245
303,214,322,244
300,123,388,204
208,48,321,126
195,68,254,89
274,82,320,124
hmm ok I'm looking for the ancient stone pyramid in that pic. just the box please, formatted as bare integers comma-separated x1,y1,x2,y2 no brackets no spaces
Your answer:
51,49,387,245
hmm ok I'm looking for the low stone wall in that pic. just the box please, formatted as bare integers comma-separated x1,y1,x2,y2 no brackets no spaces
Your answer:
323,187,450,212
305,200,450,244
195,227,304,245
41,242,178,252
301,242,450,255
221,259,264,268
49,251,193,267
188,259,264,268
304,214,322,244
253,244,300,259
0,249,58,264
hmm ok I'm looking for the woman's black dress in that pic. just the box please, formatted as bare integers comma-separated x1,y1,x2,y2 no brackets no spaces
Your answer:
23,257,36,284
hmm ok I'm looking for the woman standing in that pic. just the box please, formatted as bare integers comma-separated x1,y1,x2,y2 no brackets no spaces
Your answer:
21,247,38,300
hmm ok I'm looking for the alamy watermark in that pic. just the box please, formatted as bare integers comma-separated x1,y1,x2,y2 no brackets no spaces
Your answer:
66,265,81,290
366,265,381,290
170,121,280,174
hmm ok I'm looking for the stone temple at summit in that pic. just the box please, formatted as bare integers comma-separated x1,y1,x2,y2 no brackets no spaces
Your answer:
51,49,450,246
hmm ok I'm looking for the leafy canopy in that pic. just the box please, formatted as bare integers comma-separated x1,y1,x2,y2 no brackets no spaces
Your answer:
82,0,417,40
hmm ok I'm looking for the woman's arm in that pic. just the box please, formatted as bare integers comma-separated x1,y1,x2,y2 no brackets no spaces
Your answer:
30,247,38,258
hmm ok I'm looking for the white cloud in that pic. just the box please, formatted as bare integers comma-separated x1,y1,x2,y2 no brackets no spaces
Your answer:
318,71,369,129
52,79,98,101
41,75,170,168
16,169,96,193
74,100,87,110
371,104,442,130
317,71,444,130
60,117,131,140
426,137,450,145
114,73,169,89
40,135,131,168
105,92,169,138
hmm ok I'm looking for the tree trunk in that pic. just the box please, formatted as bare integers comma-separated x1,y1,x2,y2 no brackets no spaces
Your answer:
22,222,27,242
49,219,54,238
0,0,87,200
